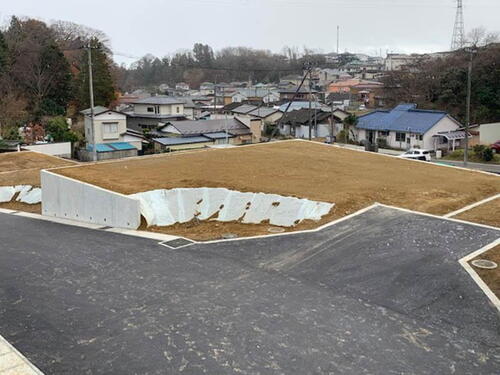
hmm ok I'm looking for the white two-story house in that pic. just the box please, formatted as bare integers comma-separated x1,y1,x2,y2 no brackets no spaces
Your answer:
126,97,188,130
82,106,144,155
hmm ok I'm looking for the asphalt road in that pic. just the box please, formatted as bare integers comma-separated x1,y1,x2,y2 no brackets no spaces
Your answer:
0,207,499,374
433,159,500,174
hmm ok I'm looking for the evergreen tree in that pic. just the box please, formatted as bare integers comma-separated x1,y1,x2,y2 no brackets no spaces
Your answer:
0,31,8,76
77,39,116,110
38,43,73,117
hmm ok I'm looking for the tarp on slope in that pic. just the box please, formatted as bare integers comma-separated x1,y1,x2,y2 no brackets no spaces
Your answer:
130,188,334,228
0,185,41,204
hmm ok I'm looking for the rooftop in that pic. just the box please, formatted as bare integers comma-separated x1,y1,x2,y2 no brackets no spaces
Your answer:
357,104,455,134
132,96,185,105
163,118,250,136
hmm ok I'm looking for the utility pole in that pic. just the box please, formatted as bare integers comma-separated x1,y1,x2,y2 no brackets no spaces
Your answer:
213,76,217,115
308,69,312,141
337,26,340,55
87,43,97,162
464,47,475,166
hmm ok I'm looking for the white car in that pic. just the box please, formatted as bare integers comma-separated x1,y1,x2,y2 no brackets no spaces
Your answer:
399,149,432,162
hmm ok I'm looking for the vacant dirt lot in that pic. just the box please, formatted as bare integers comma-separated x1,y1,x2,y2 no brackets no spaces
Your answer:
0,151,75,212
51,141,500,240
455,198,500,228
470,245,500,299
0,151,74,173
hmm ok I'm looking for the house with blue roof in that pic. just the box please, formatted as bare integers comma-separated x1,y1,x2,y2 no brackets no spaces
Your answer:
355,104,462,150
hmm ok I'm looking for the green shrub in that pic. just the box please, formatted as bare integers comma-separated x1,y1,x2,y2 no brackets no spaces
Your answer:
448,149,464,158
46,116,80,143
481,147,494,162
376,138,388,148
473,144,486,154
337,130,348,142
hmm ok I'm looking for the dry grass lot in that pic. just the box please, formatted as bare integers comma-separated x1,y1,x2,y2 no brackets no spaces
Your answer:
0,152,76,213
455,198,500,229
52,141,500,240
470,245,500,299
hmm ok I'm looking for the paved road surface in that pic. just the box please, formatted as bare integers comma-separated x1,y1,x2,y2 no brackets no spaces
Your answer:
433,159,500,174
0,207,499,374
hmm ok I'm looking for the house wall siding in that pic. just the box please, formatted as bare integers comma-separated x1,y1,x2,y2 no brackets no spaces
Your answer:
85,112,127,145
479,123,500,145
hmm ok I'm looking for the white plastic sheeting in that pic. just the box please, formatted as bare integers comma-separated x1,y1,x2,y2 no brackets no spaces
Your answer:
131,188,334,228
0,185,42,204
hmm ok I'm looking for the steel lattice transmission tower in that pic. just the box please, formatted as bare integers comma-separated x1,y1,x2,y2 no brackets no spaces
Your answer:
451,0,465,50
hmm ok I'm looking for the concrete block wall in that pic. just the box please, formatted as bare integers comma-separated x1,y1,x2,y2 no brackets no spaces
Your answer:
23,142,72,158
41,170,140,229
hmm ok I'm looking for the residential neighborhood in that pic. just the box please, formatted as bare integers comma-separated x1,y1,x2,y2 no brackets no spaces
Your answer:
0,1,499,374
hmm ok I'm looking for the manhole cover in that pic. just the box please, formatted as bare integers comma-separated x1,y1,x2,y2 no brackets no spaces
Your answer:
160,238,194,249
471,259,498,270
222,233,238,239
268,227,285,233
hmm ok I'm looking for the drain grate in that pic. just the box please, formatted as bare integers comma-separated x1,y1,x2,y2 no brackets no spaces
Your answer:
160,238,194,249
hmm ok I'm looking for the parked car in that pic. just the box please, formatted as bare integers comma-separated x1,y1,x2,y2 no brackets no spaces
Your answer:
399,149,432,162
491,141,500,153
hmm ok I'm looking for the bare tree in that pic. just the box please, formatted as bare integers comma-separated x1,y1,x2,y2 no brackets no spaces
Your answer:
466,26,499,47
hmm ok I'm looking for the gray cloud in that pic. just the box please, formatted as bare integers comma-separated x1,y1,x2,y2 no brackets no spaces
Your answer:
2,0,498,65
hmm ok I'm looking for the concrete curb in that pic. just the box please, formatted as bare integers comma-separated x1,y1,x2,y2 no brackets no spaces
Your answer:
459,239,500,313
444,193,500,218
0,334,44,374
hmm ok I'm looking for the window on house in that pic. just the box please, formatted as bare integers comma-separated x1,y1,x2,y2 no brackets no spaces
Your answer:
176,106,180,113
155,105,160,114
379,131,389,137
395,132,406,142
147,107,154,113
418,134,423,141
102,122,118,134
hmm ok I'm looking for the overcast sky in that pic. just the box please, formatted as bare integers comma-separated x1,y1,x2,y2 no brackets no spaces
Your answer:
1,0,499,65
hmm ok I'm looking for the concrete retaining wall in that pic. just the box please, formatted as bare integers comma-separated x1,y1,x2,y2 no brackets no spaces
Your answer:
78,149,138,162
24,142,72,158
41,170,140,229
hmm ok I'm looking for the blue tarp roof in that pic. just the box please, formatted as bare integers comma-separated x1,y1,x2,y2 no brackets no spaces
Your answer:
87,142,136,153
357,104,450,134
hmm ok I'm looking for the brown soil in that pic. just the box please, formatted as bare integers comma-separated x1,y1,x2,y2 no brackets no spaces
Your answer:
0,201,41,213
455,198,500,228
0,152,75,214
50,141,500,240
0,151,75,173
470,245,500,299
0,152,75,186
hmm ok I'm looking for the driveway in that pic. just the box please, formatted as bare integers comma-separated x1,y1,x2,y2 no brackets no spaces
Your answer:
0,207,499,374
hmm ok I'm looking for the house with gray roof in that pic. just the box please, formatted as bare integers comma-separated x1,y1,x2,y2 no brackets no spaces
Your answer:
355,104,462,150
125,96,189,130
151,118,261,152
